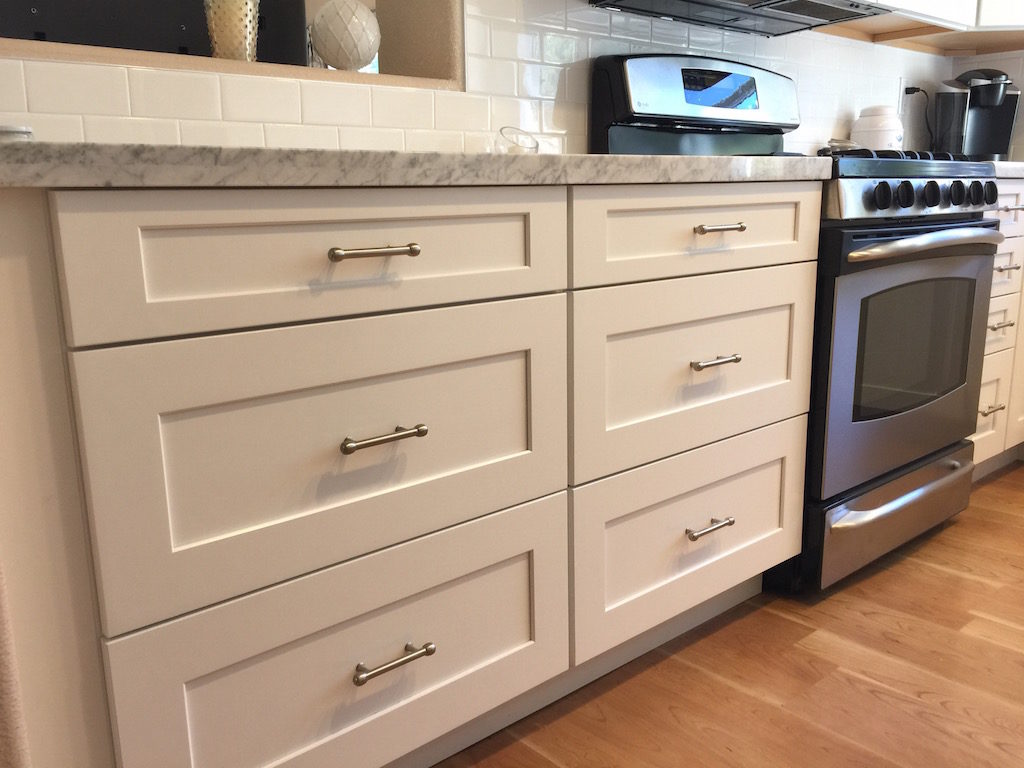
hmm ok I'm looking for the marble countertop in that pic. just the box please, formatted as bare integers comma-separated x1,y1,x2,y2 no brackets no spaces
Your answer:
0,142,833,188
996,161,1024,178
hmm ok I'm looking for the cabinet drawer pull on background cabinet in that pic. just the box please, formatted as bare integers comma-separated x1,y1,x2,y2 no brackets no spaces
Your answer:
328,243,422,262
1000,205,1024,213
980,403,1008,417
685,516,736,541
341,424,429,455
989,320,1016,331
690,354,743,372
353,641,437,687
995,264,1023,273
694,222,747,235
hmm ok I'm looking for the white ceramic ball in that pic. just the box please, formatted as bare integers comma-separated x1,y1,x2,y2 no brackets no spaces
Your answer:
310,0,381,71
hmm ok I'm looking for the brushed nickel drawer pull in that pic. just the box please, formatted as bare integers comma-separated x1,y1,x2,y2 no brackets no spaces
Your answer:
340,424,428,455
988,320,1016,331
691,354,742,372
686,517,736,541
353,642,436,687
979,404,1007,417
328,243,422,262
1000,204,1024,212
694,222,747,235
995,264,1023,273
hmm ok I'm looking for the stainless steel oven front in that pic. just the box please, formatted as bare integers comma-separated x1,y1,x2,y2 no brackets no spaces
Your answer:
808,219,1000,501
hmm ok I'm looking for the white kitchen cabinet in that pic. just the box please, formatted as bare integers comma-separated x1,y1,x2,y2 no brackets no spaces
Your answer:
105,493,569,768
984,291,1021,355
572,416,806,663
971,347,1015,463
976,0,1024,28
878,0,978,29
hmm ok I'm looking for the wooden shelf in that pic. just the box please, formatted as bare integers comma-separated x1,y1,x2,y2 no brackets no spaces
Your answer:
822,15,1024,56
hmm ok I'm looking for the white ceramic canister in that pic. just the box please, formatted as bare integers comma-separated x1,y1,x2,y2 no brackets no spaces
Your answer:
850,105,904,150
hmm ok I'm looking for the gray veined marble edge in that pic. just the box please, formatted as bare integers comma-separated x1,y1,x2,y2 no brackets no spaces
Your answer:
0,142,833,189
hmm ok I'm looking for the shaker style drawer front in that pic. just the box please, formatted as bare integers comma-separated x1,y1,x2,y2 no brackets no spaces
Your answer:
72,295,568,636
985,292,1020,355
570,181,820,288
572,417,806,663
104,493,569,768
51,186,568,346
971,348,1014,464
571,261,815,484
991,236,1024,297
991,181,1024,239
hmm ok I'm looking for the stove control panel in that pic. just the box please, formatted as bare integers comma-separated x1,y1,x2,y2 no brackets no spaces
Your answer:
823,177,1000,220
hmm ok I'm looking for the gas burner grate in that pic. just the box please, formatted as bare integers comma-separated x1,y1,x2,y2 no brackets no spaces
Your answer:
822,148,969,161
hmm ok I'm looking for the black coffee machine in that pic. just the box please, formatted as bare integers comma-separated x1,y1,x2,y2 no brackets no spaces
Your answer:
934,69,1020,160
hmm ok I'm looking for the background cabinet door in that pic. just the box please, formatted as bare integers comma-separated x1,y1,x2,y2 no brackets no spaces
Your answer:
976,0,1024,27
881,0,977,29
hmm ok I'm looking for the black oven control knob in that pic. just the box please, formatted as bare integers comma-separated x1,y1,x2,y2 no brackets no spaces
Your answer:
950,180,967,206
873,181,894,210
985,181,999,205
923,180,941,208
896,180,916,208
969,180,985,206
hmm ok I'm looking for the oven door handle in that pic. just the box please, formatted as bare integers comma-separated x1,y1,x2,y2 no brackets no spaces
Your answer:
848,227,1005,263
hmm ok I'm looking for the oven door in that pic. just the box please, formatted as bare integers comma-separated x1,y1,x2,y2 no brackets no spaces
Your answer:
813,223,1000,500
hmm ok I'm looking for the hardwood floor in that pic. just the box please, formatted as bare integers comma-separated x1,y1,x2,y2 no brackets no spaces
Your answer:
434,463,1024,768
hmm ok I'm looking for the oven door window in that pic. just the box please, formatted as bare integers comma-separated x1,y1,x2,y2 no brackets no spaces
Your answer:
853,277,974,421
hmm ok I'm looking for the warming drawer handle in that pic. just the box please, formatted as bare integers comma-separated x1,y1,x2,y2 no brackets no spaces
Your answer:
847,227,1005,263
694,222,747,235
328,243,422,262
340,424,428,455
691,354,742,372
353,642,437,687
988,320,1016,331
685,517,736,541
995,264,1023,273
980,403,1008,417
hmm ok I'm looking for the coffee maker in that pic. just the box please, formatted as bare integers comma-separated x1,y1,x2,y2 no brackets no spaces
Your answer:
934,69,1020,160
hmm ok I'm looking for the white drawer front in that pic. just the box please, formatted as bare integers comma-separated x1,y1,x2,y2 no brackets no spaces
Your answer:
572,417,806,663
104,493,569,768
991,182,1024,239
51,186,568,346
971,348,1015,464
571,261,815,484
985,292,1020,355
72,295,567,636
991,236,1024,297
570,181,820,288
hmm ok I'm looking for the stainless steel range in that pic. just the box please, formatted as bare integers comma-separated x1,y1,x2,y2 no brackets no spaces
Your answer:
768,149,1005,590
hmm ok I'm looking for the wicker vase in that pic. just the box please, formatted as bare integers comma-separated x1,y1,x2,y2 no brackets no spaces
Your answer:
204,0,260,62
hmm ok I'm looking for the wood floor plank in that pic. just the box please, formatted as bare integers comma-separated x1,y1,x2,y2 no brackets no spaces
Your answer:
431,730,561,768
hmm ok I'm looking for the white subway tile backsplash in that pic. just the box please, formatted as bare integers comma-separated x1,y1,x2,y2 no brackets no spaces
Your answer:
467,56,518,96
372,87,434,129
523,0,569,29
491,97,543,132
541,100,586,134
543,33,584,64
435,92,490,131
465,16,491,57
464,131,498,153
565,4,610,35
651,18,688,48
220,75,301,123
337,125,405,150
465,0,518,22
688,25,724,52
564,61,589,103
590,36,632,58
0,111,83,142
180,119,265,147
83,116,179,145
518,63,563,99
723,31,757,58
264,123,341,150
609,10,651,41
0,60,26,112
129,69,220,120
492,25,543,62
405,130,466,152
300,80,372,126
24,61,130,116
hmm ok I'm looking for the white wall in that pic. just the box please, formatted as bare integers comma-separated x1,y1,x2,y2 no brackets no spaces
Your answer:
0,0,957,155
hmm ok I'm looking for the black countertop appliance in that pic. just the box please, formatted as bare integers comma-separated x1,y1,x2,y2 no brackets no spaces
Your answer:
589,54,800,155
934,69,1020,161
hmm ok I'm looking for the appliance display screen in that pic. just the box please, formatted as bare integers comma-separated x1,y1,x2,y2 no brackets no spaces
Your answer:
681,69,759,110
